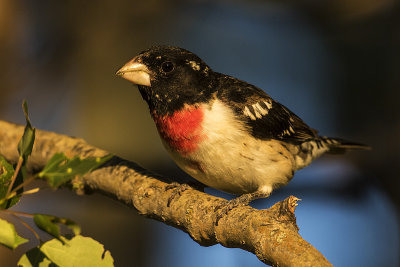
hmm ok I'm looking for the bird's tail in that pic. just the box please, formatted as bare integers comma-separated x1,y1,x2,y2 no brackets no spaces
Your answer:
294,137,370,170
319,137,371,154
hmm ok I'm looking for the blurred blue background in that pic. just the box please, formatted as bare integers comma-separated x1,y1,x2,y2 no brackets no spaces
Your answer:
0,0,399,266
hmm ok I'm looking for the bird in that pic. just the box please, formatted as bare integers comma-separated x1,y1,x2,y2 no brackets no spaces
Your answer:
116,45,368,213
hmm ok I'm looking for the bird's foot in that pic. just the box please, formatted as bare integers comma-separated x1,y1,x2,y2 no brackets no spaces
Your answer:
214,191,270,225
165,181,205,207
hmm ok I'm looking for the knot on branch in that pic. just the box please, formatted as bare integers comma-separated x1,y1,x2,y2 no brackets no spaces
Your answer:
271,195,301,231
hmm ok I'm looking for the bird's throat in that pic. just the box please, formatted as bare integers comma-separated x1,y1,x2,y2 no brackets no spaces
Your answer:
152,107,205,154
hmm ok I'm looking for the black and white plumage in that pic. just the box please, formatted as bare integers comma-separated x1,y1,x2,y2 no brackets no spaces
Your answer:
117,45,368,208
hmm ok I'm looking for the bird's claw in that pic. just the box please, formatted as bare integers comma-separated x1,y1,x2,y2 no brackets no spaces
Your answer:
214,192,270,225
214,197,249,226
166,181,205,207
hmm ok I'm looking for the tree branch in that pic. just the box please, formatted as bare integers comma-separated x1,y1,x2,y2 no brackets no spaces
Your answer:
0,120,332,266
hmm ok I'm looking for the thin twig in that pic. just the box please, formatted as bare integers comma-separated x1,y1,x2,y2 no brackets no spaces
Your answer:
20,187,40,196
1,209,34,218
10,213,41,242
11,174,37,194
6,156,23,196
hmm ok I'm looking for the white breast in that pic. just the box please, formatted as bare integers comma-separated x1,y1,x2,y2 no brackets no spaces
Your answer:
164,99,296,195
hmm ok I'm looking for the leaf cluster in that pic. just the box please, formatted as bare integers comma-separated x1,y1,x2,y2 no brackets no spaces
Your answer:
0,101,114,266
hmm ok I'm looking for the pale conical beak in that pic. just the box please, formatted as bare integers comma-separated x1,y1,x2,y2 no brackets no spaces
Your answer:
116,58,151,86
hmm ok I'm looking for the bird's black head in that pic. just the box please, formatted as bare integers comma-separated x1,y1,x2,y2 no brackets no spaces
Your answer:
117,46,216,115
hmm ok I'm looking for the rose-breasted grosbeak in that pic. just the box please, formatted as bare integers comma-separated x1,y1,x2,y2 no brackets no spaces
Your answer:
117,46,368,208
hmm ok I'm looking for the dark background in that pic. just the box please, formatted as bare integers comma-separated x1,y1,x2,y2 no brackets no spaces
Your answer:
0,0,399,266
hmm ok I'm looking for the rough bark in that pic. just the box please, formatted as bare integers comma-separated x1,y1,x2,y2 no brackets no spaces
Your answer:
0,120,332,267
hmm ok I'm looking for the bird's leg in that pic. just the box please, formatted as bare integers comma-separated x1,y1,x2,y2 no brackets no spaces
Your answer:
165,181,206,207
214,191,271,225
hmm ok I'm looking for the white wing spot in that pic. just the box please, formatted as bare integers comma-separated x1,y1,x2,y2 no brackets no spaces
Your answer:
264,100,272,110
253,103,268,116
187,60,201,71
243,106,256,120
251,106,263,119
244,101,273,120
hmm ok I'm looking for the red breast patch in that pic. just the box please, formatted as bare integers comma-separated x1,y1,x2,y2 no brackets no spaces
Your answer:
152,107,205,154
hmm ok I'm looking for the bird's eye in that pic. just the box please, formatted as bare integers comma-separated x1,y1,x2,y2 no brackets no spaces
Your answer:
161,61,174,73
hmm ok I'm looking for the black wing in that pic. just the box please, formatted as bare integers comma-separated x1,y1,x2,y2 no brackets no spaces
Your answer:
216,73,318,143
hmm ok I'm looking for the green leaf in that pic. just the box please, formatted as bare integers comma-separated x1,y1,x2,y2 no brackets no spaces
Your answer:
39,153,113,189
17,247,54,267
17,100,36,159
33,214,81,239
0,156,16,208
0,218,28,249
0,156,25,209
0,155,14,186
0,192,21,209
40,235,114,267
